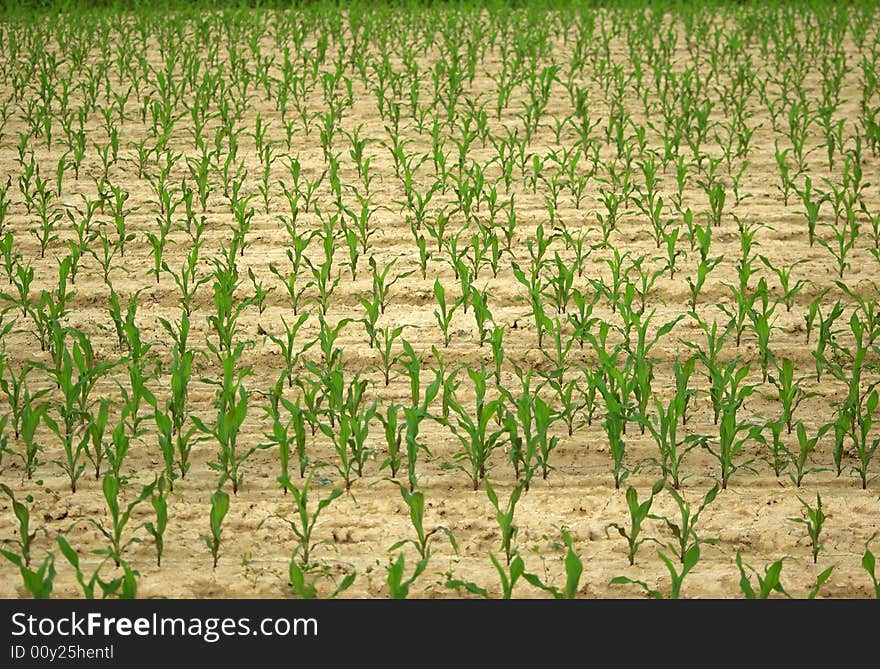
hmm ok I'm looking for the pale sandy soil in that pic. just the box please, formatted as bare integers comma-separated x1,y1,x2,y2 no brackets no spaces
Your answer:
0,6,878,598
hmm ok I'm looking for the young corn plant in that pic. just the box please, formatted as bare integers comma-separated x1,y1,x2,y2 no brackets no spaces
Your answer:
651,484,719,564
440,367,505,490
0,484,43,569
84,399,110,481
402,404,432,493
55,535,138,600
204,488,230,570
795,177,827,247
817,215,860,279
610,544,702,599
287,558,355,600
368,256,413,315
735,552,789,599
809,299,844,382
627,310,687,431
788,493,826,564
747,279,779,382
687,256,723,313
325,374,377,488
144,476,169,567
373,323,406,387
80,473,157,567
759,255,808,313
193,344,259,495
264,313,312,388
863,532,880,598
12,389,47,481
605,480,665,566
593,347,636,489
702,360,759,489
501,366,540,489
782,421,831,487
522,528,584,599
105,422,131,483
207,249,255,353
469,286,494,347
511,260,550,348
445,553,526,599
755,419,789,479
768,358,814,434
728,222,763,326
389,485,458,561
386,552,429,599
0,548,55,599
378,403,404,479
533,396,560,480
432,278,462,348
484,479,524,566
40,337,94,493
263,396,309,490
272,471,344,567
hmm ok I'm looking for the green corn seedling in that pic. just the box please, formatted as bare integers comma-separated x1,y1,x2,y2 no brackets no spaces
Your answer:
389,485,458,561
14,389,46,480
194,345,257,495
288,558,355,600
702,360,759,489
863,532,880,598
445,553,526,599
262,396,309,490
501,365,541,489
533,396,559,480
652,484,719,564
470,287,494,347
398,341,423,408
373,324,406,387
378,403,404,478
144,476,169,567
593,345,635,488
687,256,723,313
605,480,665,566
84,399,110,480
0,549,54,599
788,493,826,563
0,484,43,568
56,535,137,600
759,256,808,313
274,472,343,567
357,290,381,349
641,395,704,490
484,479,524,566
386,552,429,599
265,313,312,388
736,552,789,599
768,358,814,434
852,389,880,490
440,367,505,490
747,278,778,382
204,488,230,569
432,280,462,348
755,419,789,479
522,528,584,599
795,177,827,247
105,422,131,483
611,544,701,599
82,473,157,567
783,421,830,487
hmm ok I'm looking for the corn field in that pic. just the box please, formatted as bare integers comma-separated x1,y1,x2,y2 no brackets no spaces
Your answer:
0,0,879,599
